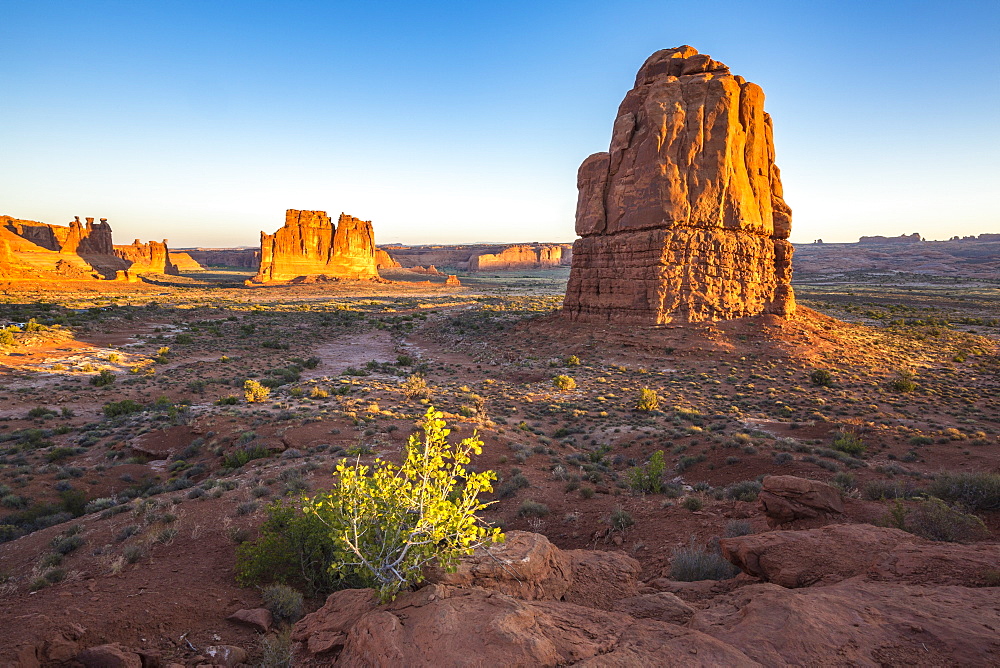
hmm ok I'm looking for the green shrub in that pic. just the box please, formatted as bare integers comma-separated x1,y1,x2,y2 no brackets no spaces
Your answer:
262,584,305,623
888,370,917,393
809,369,834,387
0,329,15,346
236,501,349,596
51,533,84,554
862,479,913,501
628,451,666,494
90,369,115,387
223,444,271,469
216,395,238,406
670,539,739,581
831,431,866,456
831,472,857,493
607,506,634,531
303,407,502,601
634,388,659,411
927,472,1000,511
497,473,530,498
723,519,753,538
552,375,576,392
565,355,581,367
518,499,550,518
682,496,704,511
883,498,990,543
103,399,144,418
724,480,761,502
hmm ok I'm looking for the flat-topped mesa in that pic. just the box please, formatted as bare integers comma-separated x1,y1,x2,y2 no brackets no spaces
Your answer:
114,239,179,275
564,46,795,324
469,244,566,271
253,210,379,283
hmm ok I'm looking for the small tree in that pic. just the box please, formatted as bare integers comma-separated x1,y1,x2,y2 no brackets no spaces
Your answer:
628,450,666,494
244,379,270,403
809,369,834,387
304,407,503,601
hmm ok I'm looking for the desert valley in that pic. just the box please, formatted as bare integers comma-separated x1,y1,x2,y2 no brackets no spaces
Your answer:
1,44,998,668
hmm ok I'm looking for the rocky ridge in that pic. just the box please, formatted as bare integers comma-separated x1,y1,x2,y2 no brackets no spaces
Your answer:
564,46,795,323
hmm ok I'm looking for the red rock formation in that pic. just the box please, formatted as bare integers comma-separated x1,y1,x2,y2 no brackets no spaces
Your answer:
114,239,179,275
182,248,260,269
469,244,565,271
168,252,203,271
859,232,923,244
444,274,461,286
374,249,401,269
1,215,123,280
563,46,795,324
253,210,379,283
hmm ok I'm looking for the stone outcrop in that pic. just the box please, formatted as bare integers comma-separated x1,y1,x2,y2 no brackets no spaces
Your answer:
563,46,795,323
253,210,379,283
374,249,400,269
378,243,572,271
469,244,566,271
114,239,179,275
168,251,203,271
757,475,844,528
182,248,260,269
444,274,461,286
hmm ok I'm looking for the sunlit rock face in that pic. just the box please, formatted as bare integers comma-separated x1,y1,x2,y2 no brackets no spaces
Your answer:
563,46,795,324
114,239,179,275
253,210,379,283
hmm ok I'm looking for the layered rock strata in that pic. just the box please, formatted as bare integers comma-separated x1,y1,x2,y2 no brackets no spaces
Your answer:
114,239,179,275
253,210,379,283
563,46,795,324
469,244,565,271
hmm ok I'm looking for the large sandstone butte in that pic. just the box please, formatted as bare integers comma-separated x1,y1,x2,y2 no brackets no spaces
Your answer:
253,210,379,283
563,46,795,324
468,244,566,271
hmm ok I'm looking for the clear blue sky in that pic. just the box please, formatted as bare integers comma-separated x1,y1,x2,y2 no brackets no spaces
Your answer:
2,0,998,247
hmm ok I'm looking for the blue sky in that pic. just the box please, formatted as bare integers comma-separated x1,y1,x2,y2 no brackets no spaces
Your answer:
2,1,997,247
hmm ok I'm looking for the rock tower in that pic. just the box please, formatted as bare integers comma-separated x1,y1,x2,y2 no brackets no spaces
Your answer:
253,210,379,283
563,46,795,323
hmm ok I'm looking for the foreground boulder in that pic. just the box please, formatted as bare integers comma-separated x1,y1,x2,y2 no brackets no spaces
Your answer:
720,524,918,587
294,585,757,667
757,474,844,527
690,579,1000,666
563,46,795,324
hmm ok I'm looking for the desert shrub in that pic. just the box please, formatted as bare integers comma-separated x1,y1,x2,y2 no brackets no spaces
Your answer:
518,499,550,518
303,408,503,601
831,431,866,456
51,533,84,554
0,329,15,346
831,472,857,493
90,369,115,387
552,375,576,391
682,496,704,511
223,444,271,470
628,450,666,494
724,479,762,502
883,498,990,543
255,631,293,668
262,584,305,623
888,370,917,393
810,369,834,387
216,395,238,406
862,479,913,501
564,355,581,367
401,374,430,400
244,379,270,403
27,406,57,419
497,473,530,498
310,386,329,399
670,539,739,581
607,506,634,532
45,447,76,463
723,519,753,538
676,454,705,472
927,472,1000,511
634,388,659,411
103,400,143,418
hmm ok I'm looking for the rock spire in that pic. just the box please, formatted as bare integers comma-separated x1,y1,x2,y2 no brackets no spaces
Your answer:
563,46,795,323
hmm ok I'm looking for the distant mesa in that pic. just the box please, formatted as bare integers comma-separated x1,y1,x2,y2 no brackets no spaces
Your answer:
168,251,204,271
858,233,922,244
563,45,795,324
380,243,572,272
251,210,380,284
469,244,566,271
0,215,179,282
